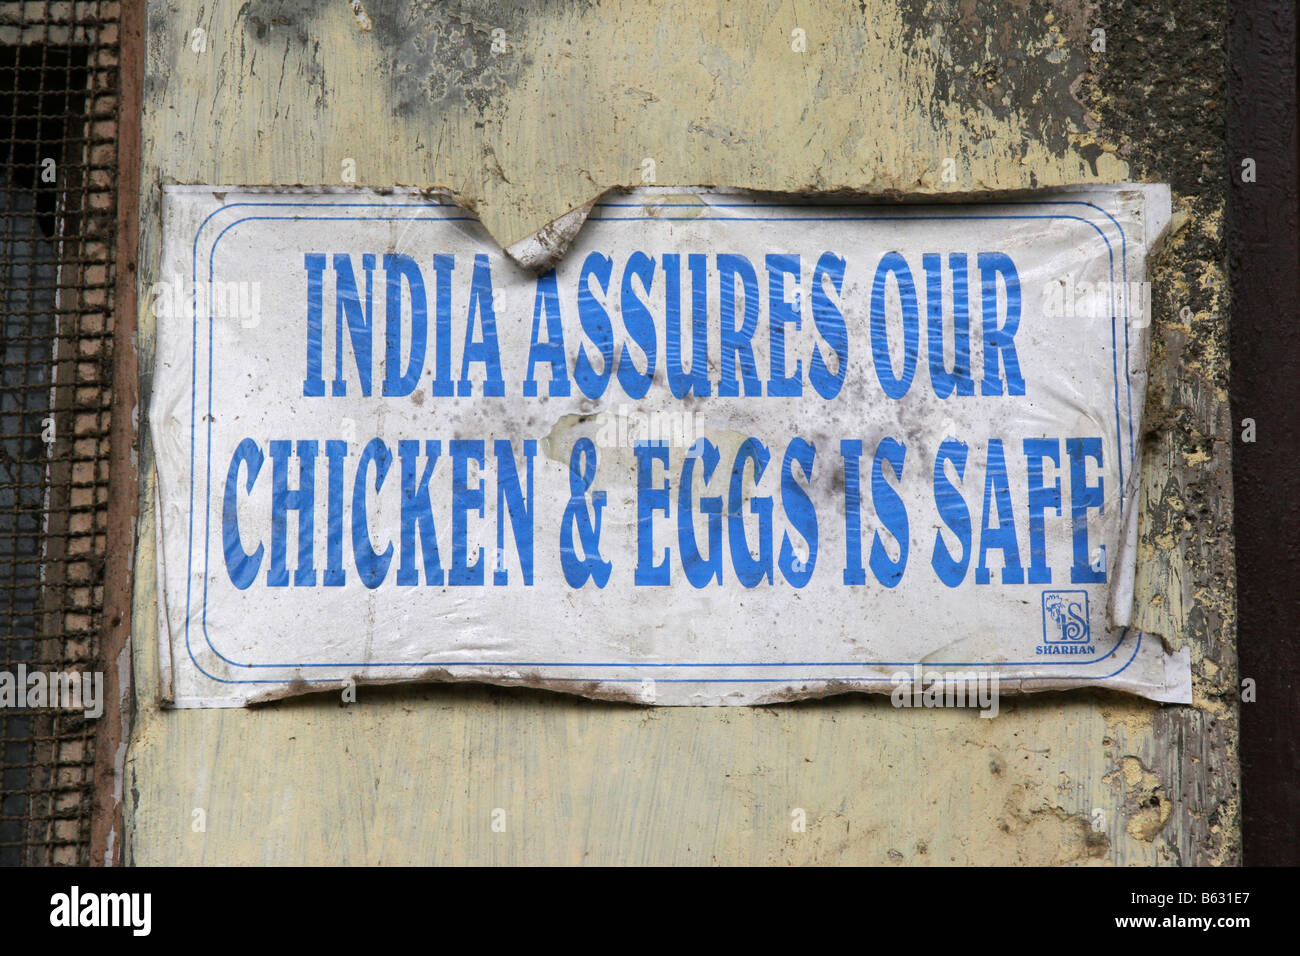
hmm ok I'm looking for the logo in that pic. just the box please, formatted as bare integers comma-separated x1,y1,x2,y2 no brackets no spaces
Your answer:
889,665,1000,718
1039,590,1094,655
49,886,151,936
0,667,102,717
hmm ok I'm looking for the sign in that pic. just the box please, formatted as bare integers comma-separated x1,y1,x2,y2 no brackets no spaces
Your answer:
150,186,1188,706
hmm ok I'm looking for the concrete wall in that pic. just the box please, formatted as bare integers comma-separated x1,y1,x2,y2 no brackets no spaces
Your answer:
124,0,1237,865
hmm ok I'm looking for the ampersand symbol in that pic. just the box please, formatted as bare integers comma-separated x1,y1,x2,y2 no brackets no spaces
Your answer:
560,438,612,587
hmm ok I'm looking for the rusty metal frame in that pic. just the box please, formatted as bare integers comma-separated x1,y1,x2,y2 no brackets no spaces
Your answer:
89,0,142,868
1228,0,1300,865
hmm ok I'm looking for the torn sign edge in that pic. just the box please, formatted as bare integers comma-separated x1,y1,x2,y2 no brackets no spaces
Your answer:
148,184,1187,708
151,181,1172,273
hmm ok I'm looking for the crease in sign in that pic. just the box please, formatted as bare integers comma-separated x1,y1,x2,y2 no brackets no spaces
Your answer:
148,185,1184,707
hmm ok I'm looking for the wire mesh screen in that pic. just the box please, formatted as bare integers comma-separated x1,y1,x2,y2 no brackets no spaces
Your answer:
0,2,120,866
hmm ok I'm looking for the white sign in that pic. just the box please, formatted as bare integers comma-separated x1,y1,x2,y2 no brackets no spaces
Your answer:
150,186,1188,707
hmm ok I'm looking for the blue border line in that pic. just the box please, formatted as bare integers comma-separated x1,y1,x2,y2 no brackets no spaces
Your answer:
179,197,1138,686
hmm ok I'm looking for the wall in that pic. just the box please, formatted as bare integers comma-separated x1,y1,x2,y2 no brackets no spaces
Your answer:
123,0,1237,865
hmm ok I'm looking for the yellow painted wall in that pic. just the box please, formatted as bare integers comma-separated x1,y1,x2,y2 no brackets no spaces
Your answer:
125,0,1237,865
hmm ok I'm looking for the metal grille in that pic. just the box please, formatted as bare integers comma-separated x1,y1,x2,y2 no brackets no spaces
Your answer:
0,2,120,866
